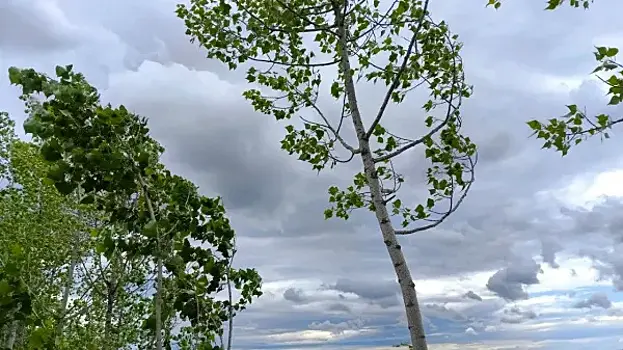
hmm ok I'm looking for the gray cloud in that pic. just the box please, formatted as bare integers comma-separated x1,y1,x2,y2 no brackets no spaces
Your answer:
0,0,81,53
464,291,483,302
308,318,365,333
541,238,561,268
283,288,308,304
327,303,352,314
4,0,623,347
500,306,538,324
322,278,400,309
102,63,300,217
573,293,612,309
422,303,467,322
486,260,541,301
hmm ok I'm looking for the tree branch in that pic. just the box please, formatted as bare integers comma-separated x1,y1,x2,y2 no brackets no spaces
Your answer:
225,246,236,350
272,0,338,34
247,55,339,67
395,151,477,235
373,52,465,163
365,0,431,140
137,173,163,350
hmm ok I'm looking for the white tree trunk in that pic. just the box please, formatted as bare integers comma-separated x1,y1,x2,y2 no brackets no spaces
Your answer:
336,8,429,349
57,228,79,343
5,320,18,349
138,174,163,350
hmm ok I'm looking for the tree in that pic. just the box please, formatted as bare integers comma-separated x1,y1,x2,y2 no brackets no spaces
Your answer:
487,0,621,155
177,0,477,348
7,65,263,349
0,113,88,349
1,110,147,350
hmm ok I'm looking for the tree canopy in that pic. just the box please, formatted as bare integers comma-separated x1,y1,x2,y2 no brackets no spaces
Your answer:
0,66,262,350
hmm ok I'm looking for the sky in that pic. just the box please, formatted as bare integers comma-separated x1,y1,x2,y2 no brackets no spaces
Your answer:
1,0,623,349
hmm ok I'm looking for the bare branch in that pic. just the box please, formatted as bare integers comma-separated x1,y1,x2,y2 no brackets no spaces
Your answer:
373,49,465,163
225,246,236,350
365,0,431,140
349,0,398,43
395,150,477,235
247,55,339,67
295,93,359,154
299,115,357,163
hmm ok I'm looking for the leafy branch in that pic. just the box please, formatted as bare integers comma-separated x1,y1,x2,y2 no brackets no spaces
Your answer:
526,47,622,155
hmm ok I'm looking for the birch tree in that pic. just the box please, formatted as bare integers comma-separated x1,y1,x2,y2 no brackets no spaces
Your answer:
177,0,477,348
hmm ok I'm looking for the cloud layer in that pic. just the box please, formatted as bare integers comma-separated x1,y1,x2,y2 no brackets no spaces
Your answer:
2,0,623,349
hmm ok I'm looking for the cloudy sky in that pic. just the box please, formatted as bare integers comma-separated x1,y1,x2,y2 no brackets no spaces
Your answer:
2,0,623,349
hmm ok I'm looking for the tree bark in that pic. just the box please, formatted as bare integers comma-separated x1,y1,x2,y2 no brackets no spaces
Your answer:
226,250,236,350
138,174,163,350
104,282,116,349
56,239,78,343
334,3,428,349
4,320,18,349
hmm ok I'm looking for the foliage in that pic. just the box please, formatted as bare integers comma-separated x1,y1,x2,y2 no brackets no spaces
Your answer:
487,0,593,10
488,0,622,156
0,115,86,348
2,65,262,349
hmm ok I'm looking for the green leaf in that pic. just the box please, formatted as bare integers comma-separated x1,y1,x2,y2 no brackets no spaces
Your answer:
330,82,340,98
608,95,621,105
40,143,62,162
55,65,67,77
143,219,158,238
80,194,95,204
42,177,56,186
54,181,76,195
323,208,333,219
527,120,542,130
393,199,402,209
95,243,106,254
7,66,23,85
22,117,40,135
0,280,11,295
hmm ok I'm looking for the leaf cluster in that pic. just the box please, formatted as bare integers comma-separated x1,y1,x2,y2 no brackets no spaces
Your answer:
526,47,622,155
